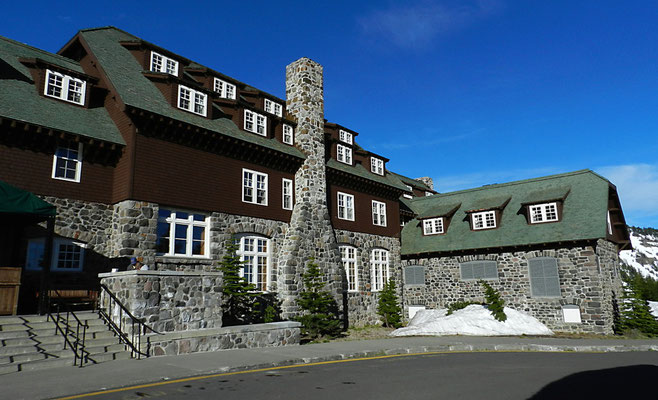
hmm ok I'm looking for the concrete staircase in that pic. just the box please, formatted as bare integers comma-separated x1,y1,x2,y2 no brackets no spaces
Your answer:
0,311,131,375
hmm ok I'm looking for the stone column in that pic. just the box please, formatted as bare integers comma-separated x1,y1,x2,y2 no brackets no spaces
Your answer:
109,200,158,267
277,58,342,319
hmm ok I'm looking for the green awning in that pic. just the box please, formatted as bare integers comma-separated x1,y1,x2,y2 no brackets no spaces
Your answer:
0,180,56,217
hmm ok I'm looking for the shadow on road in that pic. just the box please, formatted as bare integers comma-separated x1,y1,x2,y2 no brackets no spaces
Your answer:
529,364,658,399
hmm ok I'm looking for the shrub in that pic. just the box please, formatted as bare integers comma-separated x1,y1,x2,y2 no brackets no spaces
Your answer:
480,280,507,322
446,300,480,316
295,258,342,340
219,237,262,326
377,279,402,328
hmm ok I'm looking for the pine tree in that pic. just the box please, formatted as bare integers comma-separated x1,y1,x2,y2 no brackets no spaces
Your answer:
295,258,342,340
219,237,259,326
619,285,658,337
480,280,507,322
377,279,402,328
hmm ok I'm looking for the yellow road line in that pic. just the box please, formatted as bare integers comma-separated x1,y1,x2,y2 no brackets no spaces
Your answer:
55,350,599,399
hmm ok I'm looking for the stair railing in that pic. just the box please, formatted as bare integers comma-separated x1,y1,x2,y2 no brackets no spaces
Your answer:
98,283,162,359
47,291,89,367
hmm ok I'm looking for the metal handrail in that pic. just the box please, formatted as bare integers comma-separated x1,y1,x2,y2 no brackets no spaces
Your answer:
98,283,162,359
47,290,89,367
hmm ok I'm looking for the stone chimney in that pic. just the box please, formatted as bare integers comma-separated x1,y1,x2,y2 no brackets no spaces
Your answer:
276,58,342,319
415,177,434,190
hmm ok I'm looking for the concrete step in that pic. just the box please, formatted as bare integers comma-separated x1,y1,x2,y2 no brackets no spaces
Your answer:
0,321,57,332
14,356,76,373
0,348,74,365
0,342,65,357
2,334,65,347
86,343,125,355
0,315,49,325
86,350,131,364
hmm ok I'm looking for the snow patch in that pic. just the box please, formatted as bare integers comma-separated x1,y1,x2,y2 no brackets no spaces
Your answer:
620,231,658,279
391,305,554,337
649,301,658,319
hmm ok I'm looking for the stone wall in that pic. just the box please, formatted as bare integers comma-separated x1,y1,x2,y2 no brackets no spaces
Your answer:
99,270,223,332
402,242,623,334
335,230,401,327
143,321,301,356
109,200,158,264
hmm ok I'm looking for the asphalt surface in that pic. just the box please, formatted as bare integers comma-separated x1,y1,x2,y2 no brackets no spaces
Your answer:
1,335,657,400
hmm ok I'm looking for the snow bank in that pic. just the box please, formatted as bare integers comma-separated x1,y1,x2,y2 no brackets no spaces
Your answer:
391,305,553,337
649,301,658,319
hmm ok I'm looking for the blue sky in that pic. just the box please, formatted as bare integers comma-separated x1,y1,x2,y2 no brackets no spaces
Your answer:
4,1,658,228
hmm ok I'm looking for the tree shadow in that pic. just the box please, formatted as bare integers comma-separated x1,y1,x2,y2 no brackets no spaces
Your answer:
529,364,658,399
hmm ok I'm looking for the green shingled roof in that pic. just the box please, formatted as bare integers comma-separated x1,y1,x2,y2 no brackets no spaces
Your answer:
389,171,433,191
401,170,616,255
327,159,408,191
0,36,124,145
79,28,302,159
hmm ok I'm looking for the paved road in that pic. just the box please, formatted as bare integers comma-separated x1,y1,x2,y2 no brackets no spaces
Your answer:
65,351,658,400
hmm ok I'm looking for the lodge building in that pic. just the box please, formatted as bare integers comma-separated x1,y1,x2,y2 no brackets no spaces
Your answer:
0,27,630,336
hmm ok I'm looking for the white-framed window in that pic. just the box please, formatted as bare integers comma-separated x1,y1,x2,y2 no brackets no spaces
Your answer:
372,200,387,227
44,69,86,105
26,238,85,272
337,192,355,221
339,129,353,144
404,184,413,199
425,191,433,197
177,85,207,116
282,124,294,145
264,99,283,117
460,261,498,281
528,257,561,297
52,143,83,183
422,217,444,235
213,77,236,99
150,51,178,75
472,210,496,230
529,202,558,224
156,209,209,257
243,169,268,205
282,178,293,210
371,249,389,292
337,144,352,165
244,109,267,136
236,235,270,291
340,245,358,292
371,157,384,175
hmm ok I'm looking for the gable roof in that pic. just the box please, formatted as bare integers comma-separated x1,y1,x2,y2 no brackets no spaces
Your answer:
77,27,302,159
327,159,409,192
401,170,622,255
389,171,434,192
0,36,124,145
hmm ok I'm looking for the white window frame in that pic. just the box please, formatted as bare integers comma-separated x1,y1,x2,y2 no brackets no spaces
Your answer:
52,143,83,183
607,210,613,235
282,124,294,145
338,129,353,144
242,168,268,206
282,178,293,210
236,235,271,292
404,184,413,199
372,200,387,227
337,192,355,221
425,191,433,197
156,209,210,258
529,202,559,224
340,245,358,292
26,238,86,272
264,98,283,117
422,217,444,235
337,144,352,165
370,249,389,292
371,157,384,175
213,77,236,99
44,69,86,105
150,51,178,75
177,85,207,116
244,109,267,136
472,210,496,230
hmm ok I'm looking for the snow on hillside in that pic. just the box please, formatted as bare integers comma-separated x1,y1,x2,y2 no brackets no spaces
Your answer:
619,229,658,280
649,301,658,319
390,305,553,337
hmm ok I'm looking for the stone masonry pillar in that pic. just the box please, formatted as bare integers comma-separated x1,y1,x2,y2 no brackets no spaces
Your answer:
277,58,342,319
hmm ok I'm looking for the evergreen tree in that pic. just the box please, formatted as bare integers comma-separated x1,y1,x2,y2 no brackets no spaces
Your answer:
480,280,507,322
295,258,342,340
619,285,658,337
377,279,402,328
219,237,259,326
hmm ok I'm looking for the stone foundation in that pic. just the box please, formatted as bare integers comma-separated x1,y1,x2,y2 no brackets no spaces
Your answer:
143,321,301,356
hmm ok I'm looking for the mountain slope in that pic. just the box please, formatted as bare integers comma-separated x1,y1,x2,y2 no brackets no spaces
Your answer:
619,227,658,280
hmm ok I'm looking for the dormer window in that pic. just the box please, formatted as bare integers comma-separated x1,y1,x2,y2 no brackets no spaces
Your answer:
403,185,413,199
44,69,86,105
371,158,384,175
339,130,353,144
283,124,294,145
150,51,178,75
264,99,283,117
177,85,207,116
337,144,352,165
423,218,444,235
214,78,236,99
244,109,267,136
529,202,558,224
472,210,496,230
425,191,433,197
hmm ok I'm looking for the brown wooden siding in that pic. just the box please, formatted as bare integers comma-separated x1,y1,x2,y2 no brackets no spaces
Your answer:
328,184,400,237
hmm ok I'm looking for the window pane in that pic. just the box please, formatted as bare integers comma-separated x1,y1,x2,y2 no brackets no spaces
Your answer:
158,209,171,219
175,224,187,239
